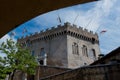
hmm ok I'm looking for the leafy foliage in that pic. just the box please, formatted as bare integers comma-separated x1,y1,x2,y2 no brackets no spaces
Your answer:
0,60,8,79
0,39,38,79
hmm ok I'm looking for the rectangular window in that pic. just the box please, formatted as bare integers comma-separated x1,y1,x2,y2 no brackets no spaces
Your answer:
72,42,79,55
31,50,35,56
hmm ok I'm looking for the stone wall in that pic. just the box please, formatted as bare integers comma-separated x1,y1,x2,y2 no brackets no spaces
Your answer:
67,35,100,68
12,63,120,80
31,34,68,67
35,65,70,80
12,65,70,80
39,63,120,80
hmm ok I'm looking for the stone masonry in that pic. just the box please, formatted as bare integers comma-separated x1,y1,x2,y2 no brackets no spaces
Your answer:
18,22,100,69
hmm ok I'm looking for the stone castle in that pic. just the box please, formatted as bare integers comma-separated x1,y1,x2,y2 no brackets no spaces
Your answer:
18,22,100,69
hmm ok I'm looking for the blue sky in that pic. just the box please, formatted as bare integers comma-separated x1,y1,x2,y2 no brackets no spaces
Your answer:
0,0,120,55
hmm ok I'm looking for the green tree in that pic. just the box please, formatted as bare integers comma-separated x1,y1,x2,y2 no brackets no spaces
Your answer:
0,57,8,80
0,39,38,80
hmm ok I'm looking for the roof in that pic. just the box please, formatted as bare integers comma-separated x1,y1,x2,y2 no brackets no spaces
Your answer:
91,47,120,65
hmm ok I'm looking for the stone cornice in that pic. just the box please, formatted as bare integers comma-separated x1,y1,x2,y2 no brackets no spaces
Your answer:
18,22,99,44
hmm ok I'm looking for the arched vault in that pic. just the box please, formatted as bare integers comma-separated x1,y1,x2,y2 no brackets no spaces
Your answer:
0,0,96,37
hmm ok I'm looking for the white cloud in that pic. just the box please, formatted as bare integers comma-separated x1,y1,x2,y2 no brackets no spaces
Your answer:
16,0,120,54
33,0,117,32
0,34,16,57
0,34,11,57
75,0,117,31
0,34,11,44
0,34,16,44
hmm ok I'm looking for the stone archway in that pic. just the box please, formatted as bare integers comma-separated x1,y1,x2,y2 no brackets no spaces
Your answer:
0,0,96,37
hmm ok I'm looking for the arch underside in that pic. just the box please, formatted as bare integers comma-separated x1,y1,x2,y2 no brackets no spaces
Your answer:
0,0,96,37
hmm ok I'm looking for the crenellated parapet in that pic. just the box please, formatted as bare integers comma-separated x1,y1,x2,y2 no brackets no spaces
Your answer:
18,22,99,44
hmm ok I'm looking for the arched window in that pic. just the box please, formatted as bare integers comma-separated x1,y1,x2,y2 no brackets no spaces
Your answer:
40,48,45,57
82,45,88,57
89,49,96,60
72,42,79,55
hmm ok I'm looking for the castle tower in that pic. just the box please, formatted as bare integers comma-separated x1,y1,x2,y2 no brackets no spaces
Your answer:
18,22,100,69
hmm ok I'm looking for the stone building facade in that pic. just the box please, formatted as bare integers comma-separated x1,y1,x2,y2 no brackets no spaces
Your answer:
18,22,100,69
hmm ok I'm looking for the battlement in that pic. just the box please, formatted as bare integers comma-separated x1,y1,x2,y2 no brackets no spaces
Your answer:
18,22,99,44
